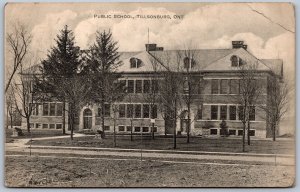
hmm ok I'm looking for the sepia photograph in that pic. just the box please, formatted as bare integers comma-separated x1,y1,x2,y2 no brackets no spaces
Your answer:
4,2,296,187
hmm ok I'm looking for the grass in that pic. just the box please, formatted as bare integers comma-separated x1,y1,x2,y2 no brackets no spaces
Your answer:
29,134,295,154
5,155,295,187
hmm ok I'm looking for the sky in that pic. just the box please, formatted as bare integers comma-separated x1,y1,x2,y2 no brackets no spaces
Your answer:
4,2,295,132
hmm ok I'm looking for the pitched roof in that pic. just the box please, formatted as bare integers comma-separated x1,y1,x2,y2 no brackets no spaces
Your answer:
260,59,283,76
21,48,283,76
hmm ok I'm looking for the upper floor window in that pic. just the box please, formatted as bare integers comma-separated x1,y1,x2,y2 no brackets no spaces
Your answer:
130,57,142,68
211,79,219,94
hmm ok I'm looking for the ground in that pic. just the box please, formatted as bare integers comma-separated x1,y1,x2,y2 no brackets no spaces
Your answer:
5,156,295,187
4,129,295,188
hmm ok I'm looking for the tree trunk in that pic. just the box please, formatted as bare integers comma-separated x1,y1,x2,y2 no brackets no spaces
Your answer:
151,122,155,140
101,99,105,138
113,118,116,147
242,122,246,152
247,119,251,145
62,100,66,134
273,122,276,141
26,117,31,133
187,103,190,144
10,113,13,129
130,119,133,141
70,103,74,140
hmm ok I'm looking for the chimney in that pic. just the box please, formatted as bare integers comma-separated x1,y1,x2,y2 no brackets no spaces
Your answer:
232,41,247,50
145,43,164,51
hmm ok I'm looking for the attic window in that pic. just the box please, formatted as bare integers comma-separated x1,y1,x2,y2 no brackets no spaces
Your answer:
130,57,142,68
230,55,244,67
183,57,196,69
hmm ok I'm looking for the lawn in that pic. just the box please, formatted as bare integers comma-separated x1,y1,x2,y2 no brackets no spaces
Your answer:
5,128,66,143
29,135,295,154
5,155,295,187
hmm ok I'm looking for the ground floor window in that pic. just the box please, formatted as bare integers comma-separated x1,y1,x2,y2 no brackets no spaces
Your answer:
126,126,132,132
104,126,110,131
56,124,62,129
142,127,149,132
42,124,48,129
228,129,236,135
49,124,55,129
238,130,243,136
210,128,218,135
118,126,125,132
35,123,41,129
249,130,255,136
134,127,141,132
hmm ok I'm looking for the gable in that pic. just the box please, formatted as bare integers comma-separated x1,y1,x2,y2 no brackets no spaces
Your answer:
203,48,271,72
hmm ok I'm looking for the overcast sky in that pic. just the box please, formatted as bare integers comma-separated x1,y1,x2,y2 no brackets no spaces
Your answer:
5,2,295,78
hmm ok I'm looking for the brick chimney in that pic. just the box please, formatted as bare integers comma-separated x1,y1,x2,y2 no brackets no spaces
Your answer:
232,41,247,50
145,43,164,52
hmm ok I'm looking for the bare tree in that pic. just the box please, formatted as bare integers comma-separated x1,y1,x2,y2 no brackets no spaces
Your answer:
13,65,39,133
5,86,16,129
6,23,32,93
57,75,92,140
260,75,289,141
235,60,262,151
153,52,184,149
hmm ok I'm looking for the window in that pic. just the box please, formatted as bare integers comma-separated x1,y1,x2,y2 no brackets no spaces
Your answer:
104,104,110,117
49,124,55,129
31,103,39,116
104,126,110,131
239,79,244,94
50,103,56,116
211,79,219,94
134,127,141,132
238,130,243,136
130,57,142,68
229,130,236,135
220,106,227,120
134,104,141,118
196,105,202,120
153,127,157,132
43,103,49,116
229,106,237,120
35,123,41,129
126,104,133,118
183,57,196,69
98,107,101,117
120,80,126,93
56,124,62,129
56,103,63,116
211,105,218,120
143,80,150,93
143,104,150,118
238,106,244,120
152,80,158,93
118,126,125,132
151,105,158,119
142,127,149,132
249,130,255,136
42,124,48,129
230,79,239,94
30,123,34,128
127,80,134,93
126,126,132,132
220,79,228,94
119,104,126,118
135,80,142,93
249,106,255,121
210,129,218,135
231,55,238,67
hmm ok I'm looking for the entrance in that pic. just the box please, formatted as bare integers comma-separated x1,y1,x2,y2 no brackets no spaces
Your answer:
83,108,92,129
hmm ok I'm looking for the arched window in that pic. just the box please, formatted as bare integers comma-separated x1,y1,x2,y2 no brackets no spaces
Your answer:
183,57,196,69
231,55,239,67
130,57,142,68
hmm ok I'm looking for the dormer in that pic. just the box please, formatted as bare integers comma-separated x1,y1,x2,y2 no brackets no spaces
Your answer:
130,57,142,68
183,57,196,69
230,55,244,67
